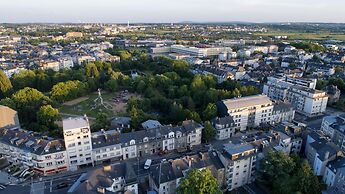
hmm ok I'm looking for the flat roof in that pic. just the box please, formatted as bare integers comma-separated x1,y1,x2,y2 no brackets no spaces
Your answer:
221,94,272,110
63,117,89,131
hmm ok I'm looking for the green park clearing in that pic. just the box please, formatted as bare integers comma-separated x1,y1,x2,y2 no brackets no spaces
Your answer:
58,91,141,119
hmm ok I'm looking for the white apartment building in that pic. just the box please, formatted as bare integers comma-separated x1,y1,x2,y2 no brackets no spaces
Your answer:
170,45,233,58
63,116,93,171
263,76,328,116
219,143,257,191
217,95,275,131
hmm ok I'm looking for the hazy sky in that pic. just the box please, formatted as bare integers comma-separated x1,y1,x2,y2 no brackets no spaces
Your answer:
1,0,344,23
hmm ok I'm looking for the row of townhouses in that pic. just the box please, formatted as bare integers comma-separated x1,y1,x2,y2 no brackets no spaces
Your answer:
0,109,203,176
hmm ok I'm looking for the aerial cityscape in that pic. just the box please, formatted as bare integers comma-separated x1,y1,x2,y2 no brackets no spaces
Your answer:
1,1,345,194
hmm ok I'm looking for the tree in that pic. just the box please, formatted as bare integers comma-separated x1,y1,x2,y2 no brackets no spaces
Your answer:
0,70,12,97
11,87,51,126
129,106,146,129
85,63,100,78
203,103,218,121
91,112,110,131
257,151,322,194
37,105,60,129
105,79,118,92
50,80,87,102
202,121,216,143
316,79,328,90
177,169,221,194
11,70,36,90
258,151,295,186
295,161,322,194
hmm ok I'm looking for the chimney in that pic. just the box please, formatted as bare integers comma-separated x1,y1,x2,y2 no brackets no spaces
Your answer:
324,151,330,160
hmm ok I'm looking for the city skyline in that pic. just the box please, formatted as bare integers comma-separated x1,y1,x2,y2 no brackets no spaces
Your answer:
1,0,345,23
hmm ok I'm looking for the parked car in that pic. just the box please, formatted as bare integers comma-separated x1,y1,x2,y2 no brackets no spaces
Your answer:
144,159,152,170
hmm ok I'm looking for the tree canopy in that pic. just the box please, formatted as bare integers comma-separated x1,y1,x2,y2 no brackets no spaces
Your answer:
176,169,221,194
0,70,12,97
257,151,322,194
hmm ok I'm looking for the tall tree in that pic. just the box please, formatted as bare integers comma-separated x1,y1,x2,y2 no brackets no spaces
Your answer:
0,70,12,97
37,105,60,128
202,121,216,143
85,63,100,78
295,161,322,194
11,70,36,89
203,103,218,121
177,169,221,194
11,87,51,125
91,112,110,132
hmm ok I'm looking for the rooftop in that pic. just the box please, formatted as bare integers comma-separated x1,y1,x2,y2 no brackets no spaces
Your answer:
221,94,272,110
63,116,89,131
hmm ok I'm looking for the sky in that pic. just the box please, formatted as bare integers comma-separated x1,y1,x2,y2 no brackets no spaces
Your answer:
0,0,344,23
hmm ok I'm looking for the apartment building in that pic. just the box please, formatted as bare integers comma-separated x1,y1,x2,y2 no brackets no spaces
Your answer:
323,157,345,188
217,95,294,132
63,116,93,171
0,127,68,176
38,60,60,71
263,76,328,116
120,120,202,159
305,131,343,176
167,45,233,58
0,105,20,128
213,116,235,140
219,143,257,191
91,129,122,165
321,115,345,152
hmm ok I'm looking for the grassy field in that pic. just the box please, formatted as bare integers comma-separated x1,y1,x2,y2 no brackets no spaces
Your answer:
59,91,140,118
59,93,113,118
254,31,345,41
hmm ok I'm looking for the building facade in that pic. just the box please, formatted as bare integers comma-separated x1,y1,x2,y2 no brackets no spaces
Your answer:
263,76,328,116
63,116,93,171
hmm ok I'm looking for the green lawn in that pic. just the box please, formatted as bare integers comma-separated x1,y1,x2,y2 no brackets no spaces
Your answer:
59,92,116,118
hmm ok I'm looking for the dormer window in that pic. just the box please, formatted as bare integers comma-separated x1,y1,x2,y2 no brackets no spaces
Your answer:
130,140,135,145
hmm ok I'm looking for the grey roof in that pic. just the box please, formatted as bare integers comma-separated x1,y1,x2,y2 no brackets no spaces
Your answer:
150,150,223,186
327,157,345,173
212,116,234,126
222,143,256,158
68,163,136,194
111,117,131,126
0,127,66,155
220,95,272,111
141,120,162,129
310,140,340,161
120,120,202,145
324,115,345,134
91,130,120,149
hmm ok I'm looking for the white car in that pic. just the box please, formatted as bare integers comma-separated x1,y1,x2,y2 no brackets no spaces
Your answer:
144,159,152,170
